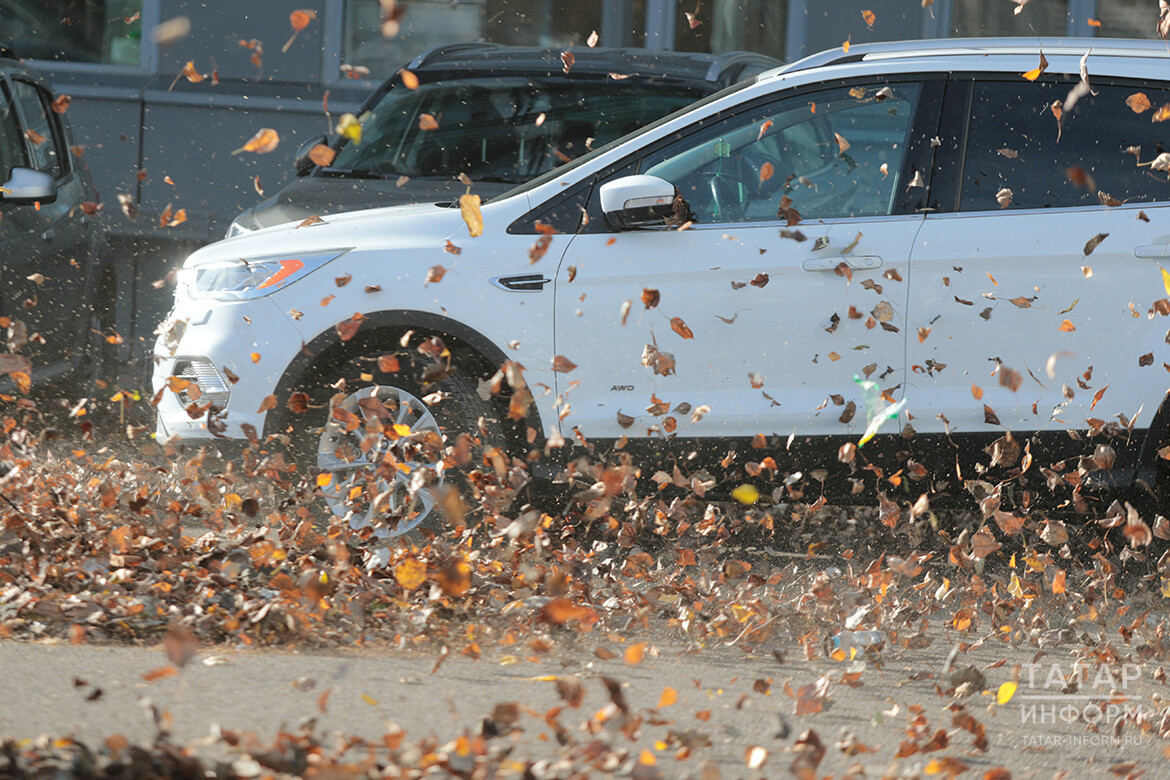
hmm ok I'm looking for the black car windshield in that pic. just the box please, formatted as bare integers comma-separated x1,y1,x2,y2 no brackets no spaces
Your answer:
328,76,706,184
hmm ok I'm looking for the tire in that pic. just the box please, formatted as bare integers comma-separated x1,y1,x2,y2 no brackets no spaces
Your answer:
283,334,504,538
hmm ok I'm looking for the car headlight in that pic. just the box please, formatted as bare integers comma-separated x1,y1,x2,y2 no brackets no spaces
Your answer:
179,249,350,300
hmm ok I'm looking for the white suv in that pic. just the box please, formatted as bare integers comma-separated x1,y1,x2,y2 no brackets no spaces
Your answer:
154,38,1170,532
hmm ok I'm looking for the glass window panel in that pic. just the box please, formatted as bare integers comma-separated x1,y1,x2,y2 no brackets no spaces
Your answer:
0,82,28,182
0,0,143,65
344,0,485,74
329,75,705,182
950,0,1069,37
640,83,920,223
11,81,64,178
1094,0,1160,39
960,79,1170,212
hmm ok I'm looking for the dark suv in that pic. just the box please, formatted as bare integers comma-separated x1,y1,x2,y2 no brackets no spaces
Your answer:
0,48,112,393
227,43,780,235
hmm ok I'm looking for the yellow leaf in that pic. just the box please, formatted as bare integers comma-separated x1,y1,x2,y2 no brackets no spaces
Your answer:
335,113,362,145
1008,572,1024,599
625,642,647,665
459,193,483,237
316,472,332,487
361,693,379,705
392,423,412,437
731,484,759,505
1021,67,1042,81
997,681,1018,704
395,557,427,590
657,687,678,708
925,759,942,775
1161,266,1170,297
1161,577,1170,598
638,750,657,765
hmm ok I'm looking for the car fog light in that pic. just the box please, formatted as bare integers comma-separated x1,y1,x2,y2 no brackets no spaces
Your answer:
172,359,231,408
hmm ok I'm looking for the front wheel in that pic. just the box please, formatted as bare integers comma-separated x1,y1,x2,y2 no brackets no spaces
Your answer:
284,341,502,538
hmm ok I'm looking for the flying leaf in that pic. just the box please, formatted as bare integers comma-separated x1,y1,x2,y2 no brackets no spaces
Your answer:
759,161,774,182
1083,232,1108,256
587,30,599,47
1022,51,1048,81
670,317,694,339
50,94,71,114
418,113,439,130
400,69,419,89
1058,319,1076,332
560,50,575,74
1090,383,1109,411
308,144,335,166
395,557,427,590
232,128,279,155
834,132,851,154
552,355,577,373
1154,104,1170,122
1161,266,1170,296
459,193,483,237
861,9,876,27
995,188,1012,208
335,113,362,145
282,9,316,53
657,687,678,708
625,642,647,665
1127,92,1151,113
642,288,660,309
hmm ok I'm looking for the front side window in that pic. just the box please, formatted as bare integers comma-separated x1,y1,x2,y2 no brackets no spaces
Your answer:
960,79,1170,212
11,81,64,179
0,82,27,182
329,77,704,184
637,82,920,224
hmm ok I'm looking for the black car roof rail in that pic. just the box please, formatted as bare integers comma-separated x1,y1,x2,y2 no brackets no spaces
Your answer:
407,41,502,71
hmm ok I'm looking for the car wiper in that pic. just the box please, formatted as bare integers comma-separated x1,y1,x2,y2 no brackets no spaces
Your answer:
320,167,403,179
474,176,524,184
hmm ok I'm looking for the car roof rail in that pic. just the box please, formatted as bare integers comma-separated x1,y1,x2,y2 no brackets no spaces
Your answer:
776,36,1170,77
407,41,503,71
705,50,783,84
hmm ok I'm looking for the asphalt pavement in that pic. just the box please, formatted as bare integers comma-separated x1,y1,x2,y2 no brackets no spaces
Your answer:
2,619,1166,778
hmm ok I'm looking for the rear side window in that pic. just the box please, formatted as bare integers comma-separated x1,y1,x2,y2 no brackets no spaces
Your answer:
11,80,65,179
960,79,1170,211
0,81,27,182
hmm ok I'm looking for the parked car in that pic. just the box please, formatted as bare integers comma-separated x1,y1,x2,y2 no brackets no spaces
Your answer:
0,47,113,395
156,37,1170,535
226,43,781,236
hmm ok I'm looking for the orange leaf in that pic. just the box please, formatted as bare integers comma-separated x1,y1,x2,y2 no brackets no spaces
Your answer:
250,352,261,363
308,144,335,166
861,9,876,27
180,60,204,83
1154,104,1170,123
759,161,774,182
400,69,419,89
256,395,277,413
378,354,400,373
282,10,316,52
395,557,427,590
657,686,678,708
1127,93,1151,113
419,113,440,131
233,128,280,155
1058,319,1076,332
50,94,71,114
971,383,983,400
624,642,647,665
142,665,178,683
1052,568,1067,594
670,316,694,340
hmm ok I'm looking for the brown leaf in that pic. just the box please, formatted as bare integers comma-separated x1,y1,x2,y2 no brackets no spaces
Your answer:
336,312,365,341
795,674,830,715
998,367,1022,392
670,317,694,340
142,666,178,683
425,265,446,284
642,288,660,309
418,113,439,130
1126,92,1151,113
233,128,279,155
552,355,577,373
983,405,1001,426
308,144,335,166
1083,232,1109,256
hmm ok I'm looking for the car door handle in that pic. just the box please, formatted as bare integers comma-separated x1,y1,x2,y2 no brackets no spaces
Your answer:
41,228,55,242
1134,245,1170,259
491,274,551,292
802,255,882,271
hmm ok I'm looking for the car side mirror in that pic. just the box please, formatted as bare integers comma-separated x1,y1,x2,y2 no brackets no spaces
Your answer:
293,134,328,177
0,167,56,204
599,175,675,230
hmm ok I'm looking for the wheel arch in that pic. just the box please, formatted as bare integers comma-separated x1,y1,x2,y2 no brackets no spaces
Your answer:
265,309,545,455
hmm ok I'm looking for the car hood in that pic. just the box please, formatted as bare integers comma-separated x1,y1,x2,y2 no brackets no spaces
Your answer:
234,176,517,232
188,200,474,268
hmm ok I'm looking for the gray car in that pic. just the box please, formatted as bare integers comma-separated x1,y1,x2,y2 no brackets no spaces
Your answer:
0,47,113,394
227,43,779,236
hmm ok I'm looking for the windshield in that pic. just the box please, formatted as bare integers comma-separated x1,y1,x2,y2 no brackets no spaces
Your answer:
328,76,707,184
493,77,754,201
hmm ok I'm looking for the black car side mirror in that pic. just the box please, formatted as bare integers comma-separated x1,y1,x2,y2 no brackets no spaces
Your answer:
293,134,328,177
0,167,57,204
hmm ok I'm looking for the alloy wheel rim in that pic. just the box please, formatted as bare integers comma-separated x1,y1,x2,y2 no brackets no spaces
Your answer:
315,385,444,537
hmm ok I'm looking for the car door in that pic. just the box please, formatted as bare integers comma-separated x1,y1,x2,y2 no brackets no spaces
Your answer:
553,79,941,447
8,77,95,370
906,75,1170,481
